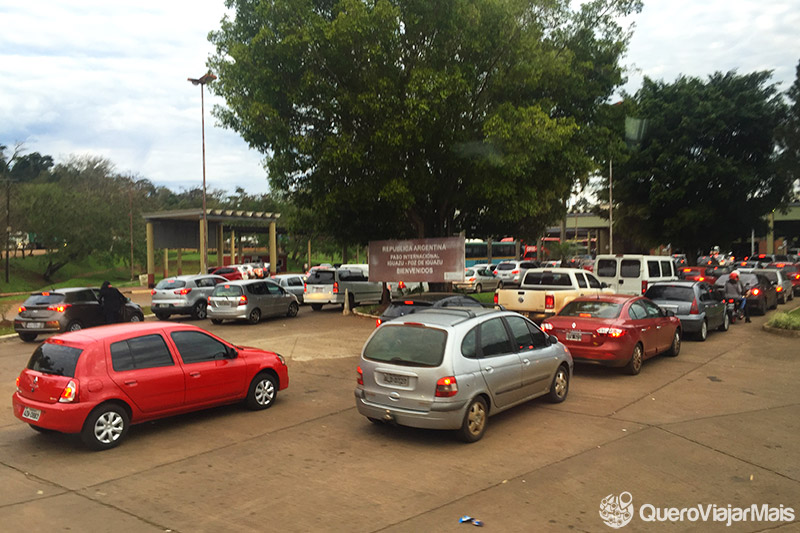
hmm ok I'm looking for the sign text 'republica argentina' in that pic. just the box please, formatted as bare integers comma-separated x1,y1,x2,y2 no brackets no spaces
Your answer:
368,237,465,283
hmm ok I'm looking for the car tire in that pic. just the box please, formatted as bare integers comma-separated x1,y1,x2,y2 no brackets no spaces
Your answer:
475,284,483,294
129,313,143,323
154,312,169,321
311,304,323,311
666,329,681,356
248,308,261,324
18,332,38,342
245,373,277,410
458,396,488,443
624,343,643,375
211,318,223,325
287,302,299,317
191,301,207,320
696,320,708,341
545,364,570,403
66,321,83,332
718,312,729,332
80,403,129,451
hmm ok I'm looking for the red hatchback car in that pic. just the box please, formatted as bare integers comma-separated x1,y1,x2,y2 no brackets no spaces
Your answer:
541,295,681,375
12,323,288,450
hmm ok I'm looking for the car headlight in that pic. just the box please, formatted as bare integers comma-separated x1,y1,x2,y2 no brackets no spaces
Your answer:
276,353,286,365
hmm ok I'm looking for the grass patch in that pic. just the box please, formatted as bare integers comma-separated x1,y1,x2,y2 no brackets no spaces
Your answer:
471,291,497,305
766,311,800,330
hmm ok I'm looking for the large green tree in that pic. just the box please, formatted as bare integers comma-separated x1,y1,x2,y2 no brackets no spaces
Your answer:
777,59,800,201
610,71,793,257
208,0,641,243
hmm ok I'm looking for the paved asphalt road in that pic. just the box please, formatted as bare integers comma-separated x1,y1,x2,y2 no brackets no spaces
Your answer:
0,294,798,532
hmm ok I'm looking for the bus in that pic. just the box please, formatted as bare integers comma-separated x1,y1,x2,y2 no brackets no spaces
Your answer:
465,239,537,267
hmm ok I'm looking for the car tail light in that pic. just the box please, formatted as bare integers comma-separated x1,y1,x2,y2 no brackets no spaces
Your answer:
776,286,783,292
333,281,339,294
375,319,382,327
596,327,625,338
698,277,705,281
18,306,26,313
435,376,458,397
727,298,735,304
174,288,192,295
641,280,648,294
469,277,476,282
304,283,307,294
238,295,248,306
150,289,156,295
59,380,78,403
511,269,519,274
403,301,414,305
47,303,71,313
16,376,20,392
545,294,555,310
752,288,761,296
542,322,553,331
689,299,699,314
398,281,406,289
357,366,363,386
493,293,498,305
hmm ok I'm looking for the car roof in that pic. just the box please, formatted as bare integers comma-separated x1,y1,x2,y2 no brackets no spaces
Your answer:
390,292,475,303
649,280,700,288
571,294,639,304
389,307,503,328
32,287,94,294
49,322,201,345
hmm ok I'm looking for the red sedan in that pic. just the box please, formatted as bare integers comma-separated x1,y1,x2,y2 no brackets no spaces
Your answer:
210,266,244,281
541,295,681,375
12,322,288,450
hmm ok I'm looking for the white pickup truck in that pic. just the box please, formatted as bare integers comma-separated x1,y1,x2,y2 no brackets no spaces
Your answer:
304,267,383,311
494,267,613,322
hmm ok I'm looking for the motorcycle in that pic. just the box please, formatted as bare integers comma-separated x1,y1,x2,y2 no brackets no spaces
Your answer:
726,297,745,323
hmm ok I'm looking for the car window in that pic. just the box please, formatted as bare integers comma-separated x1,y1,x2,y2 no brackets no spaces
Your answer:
364,325,447,367
575,273,588,288
196,277,216,288
465,269,476,276
171,331,230,364
288,277,303,287
248,282,268,295
648,261,660,277
559,300,622,318
523,272,572,286
645,285,694,301
628,301,648,320
308,270,335,284
479,318,513,357
641,300,662,318
585,274,602,289
23,292,66,306
505,315,538,351
527,321,548,348
496,263,516,271
155,279,186,290
596,259,617,277
265,282,283,295
73,289,98,303
620,260,641,278
660,261,673,277
461,327,478,359
27,343,83,377
111,335,174,372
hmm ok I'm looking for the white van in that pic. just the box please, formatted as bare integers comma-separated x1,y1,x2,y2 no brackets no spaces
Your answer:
594,255,678,295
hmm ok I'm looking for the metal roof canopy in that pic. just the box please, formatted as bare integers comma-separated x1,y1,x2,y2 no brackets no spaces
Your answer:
143,209,281,249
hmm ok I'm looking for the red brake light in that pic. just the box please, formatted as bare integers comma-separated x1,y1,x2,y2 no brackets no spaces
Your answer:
357,366,363,386
493,293,498,305
174,288,192,295
597,327,625,338
150,289,156,295
689,298,699,314
698,277,705,281
542,322,553,331
545,294,555,310
375,319,382,327
683,268,692,272
403,301,414,305
333,281,339,294
752,288,760,296
238,295,248,306
469,277,476,282
18,306,26,313
776,286,783,292
398,281,406,289
304,283,307,293
435,376,458,397
641,280,648,295
42,292,50,296
59,380,78,403
511,269,519,274
47,303,71,313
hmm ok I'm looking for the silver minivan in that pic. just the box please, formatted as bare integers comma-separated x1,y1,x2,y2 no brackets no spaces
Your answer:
354,308,572,442
208,280,300,324
272,274,306,304
151,274,228,320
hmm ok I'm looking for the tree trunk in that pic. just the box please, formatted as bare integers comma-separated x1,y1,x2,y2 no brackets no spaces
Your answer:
43,260,69,282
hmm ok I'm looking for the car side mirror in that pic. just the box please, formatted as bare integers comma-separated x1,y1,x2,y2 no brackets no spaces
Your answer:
664,310,675,317
226,346,238,359
548,334,559,346
600,282,609,288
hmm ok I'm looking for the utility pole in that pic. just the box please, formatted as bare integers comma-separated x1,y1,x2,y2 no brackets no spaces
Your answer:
4,177,10,283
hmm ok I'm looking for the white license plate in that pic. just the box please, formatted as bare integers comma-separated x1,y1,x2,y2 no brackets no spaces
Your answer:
22,407,41,421
566,330,582,341
312,286,325,293
383,373,409,386
26,322,44,329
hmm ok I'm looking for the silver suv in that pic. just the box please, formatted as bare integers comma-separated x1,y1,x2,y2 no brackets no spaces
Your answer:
207,279,300,324
495,261,539,287
354,308,572,442
151,275,227,320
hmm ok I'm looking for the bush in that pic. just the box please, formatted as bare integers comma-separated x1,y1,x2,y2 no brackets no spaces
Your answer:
766,312,800,330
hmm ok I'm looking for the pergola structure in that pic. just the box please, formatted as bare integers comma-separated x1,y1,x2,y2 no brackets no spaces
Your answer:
142,209,281,287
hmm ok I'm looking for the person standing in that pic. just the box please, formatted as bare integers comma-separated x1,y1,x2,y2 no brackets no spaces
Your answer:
99,281,126,324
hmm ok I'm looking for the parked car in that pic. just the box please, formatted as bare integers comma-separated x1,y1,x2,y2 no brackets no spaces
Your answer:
541,295,681,375
304,267,382,311
11,322,288,450
753,269,793,304
207,280,300,324
594,255,677,295
645,281,727,341
211,266,245,281
376,293,483,326
272,273,306,303
453,267,502,293
14,288,145,343
494,261,539,287
151,275,228,320
355,307,572,442
766,262,800,296
714,273,778,315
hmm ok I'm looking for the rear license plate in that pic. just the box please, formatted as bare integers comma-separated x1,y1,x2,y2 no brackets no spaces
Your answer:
312,286,325,293
26,322,44,329
383,373,409,386
22,407,41,421
566,330,582,341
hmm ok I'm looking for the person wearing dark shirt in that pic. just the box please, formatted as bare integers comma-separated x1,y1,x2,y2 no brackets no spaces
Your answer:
99,281,126,324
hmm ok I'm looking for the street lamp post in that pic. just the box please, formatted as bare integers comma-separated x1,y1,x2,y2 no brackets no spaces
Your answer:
187,72,217,274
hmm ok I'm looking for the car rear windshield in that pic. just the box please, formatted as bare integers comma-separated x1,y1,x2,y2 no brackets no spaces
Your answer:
155,279,187,290
23,293,66,306
212,284,244,297
759,271,778,282
645,286,695,301
559,300,622,319
496,263,516,271
27,343,83,377
363,325,447,367
523,272,572,286
307,270,335,284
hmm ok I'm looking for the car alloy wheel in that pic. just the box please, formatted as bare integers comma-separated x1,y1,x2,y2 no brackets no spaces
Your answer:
697,320,707,341
718,312,729,332
459,396,488,443
546,365,569,402
246,373,277,410
67,321,83,332
248,308,261,324
191,301,207,320
287,302,299,317
667,330,681,356
81,404,129,451
625,344,643,375
129,314,143,322
475,284,482,293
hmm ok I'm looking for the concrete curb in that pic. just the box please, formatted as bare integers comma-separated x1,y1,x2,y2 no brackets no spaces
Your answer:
761,324,800,338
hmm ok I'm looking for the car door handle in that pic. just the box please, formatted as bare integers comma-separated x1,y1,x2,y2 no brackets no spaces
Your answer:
189,372,201,378
656,326,662,329
124,380,137,386
483,366,494,373
641,328,648,332
522,359,531,365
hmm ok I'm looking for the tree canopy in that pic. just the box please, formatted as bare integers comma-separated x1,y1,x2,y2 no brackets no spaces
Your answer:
208,0,642,243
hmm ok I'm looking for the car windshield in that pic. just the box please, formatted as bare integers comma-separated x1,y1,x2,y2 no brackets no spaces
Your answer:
155,279,187,290
496,263,516,271
308,270,335,284
23,293,66,306
27,343,83,377
212,284,244,297
645,286,695,301
363,325,447,367
523,272,572,286
559,300,622,319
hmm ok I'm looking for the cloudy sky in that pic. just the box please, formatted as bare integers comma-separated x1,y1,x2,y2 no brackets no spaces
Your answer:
1,1,799,196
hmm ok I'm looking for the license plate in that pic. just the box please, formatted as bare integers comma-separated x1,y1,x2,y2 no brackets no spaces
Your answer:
312,286,325,293
566,330,582,341
22,407,41,421
383,373,409,386
26,322,44,329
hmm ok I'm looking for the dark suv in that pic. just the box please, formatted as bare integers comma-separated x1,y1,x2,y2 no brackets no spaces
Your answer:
14,288,144,342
